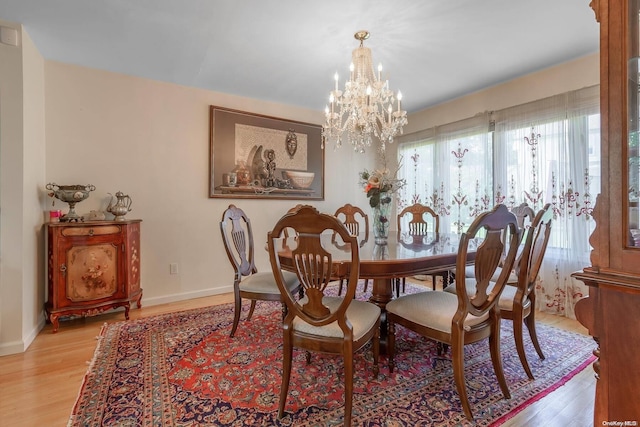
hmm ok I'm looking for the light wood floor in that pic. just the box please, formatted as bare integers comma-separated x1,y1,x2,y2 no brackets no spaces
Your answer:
0,289,595,427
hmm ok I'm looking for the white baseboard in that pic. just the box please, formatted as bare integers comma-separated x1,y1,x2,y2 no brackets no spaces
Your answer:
0,287,233,356
140,285,233,307
0,314,46,356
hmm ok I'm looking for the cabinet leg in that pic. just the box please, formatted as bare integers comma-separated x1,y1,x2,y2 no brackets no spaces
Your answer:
50,314,60,333
124,304,130,320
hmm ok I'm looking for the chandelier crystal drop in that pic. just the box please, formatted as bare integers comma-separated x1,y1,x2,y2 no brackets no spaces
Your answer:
322,30,407,153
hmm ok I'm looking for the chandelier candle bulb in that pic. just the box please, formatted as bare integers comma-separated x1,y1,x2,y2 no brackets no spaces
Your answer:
378,63,382,81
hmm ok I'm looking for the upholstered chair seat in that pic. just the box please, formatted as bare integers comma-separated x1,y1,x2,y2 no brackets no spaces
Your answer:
240,270,299,294
464,265,518,284
444,281,526,312
294,296,380,338
386,291,488,334
496,284,529,311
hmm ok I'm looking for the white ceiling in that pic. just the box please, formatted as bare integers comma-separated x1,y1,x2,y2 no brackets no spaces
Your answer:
0,0,599,113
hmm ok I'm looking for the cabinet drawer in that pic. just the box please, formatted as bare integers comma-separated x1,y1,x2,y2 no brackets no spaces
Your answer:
62,225,121,237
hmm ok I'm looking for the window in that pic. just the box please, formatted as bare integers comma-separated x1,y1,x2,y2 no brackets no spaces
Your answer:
397,85,600,319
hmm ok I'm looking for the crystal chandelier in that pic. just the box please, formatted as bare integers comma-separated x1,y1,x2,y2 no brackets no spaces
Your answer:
322,30,408,153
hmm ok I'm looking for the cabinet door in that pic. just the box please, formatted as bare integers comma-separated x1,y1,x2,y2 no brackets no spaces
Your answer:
54,229,126,308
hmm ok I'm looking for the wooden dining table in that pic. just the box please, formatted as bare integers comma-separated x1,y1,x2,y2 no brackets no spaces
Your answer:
275,231,478,350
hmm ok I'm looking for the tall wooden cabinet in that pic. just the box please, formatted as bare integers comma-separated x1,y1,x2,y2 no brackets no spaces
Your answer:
572,0,640,424
45,220,142,332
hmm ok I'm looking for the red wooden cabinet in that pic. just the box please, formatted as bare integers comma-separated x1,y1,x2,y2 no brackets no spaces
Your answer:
45,220,142,332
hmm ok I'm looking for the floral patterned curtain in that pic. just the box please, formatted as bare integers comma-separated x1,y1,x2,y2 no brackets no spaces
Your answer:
397,85,600,319
397,113,492,235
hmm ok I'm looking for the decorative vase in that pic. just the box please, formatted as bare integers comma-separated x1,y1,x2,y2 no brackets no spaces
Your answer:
46,183,96,222
373,243,389,260
372,191,393,244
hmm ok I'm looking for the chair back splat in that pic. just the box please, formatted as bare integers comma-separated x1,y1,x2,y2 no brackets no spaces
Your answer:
268,205,381,426
220,205,257,278
396,203,447,292
333,203,370,294
335,203,369,240
397,203,439,236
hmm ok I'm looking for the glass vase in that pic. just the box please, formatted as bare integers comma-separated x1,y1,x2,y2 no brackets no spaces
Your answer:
372,191,393,244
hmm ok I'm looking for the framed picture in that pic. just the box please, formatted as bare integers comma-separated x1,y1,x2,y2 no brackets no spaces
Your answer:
209,106,324,200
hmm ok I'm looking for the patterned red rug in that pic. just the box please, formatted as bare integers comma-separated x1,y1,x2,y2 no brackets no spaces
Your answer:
68,283,595,426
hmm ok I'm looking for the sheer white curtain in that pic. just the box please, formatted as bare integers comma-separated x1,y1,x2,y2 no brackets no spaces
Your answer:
493,85,600,318
398,85,600,319
397,113,491,234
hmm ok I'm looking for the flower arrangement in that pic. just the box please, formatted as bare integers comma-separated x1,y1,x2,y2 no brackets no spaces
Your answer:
359,159,406,244
359,165,406,208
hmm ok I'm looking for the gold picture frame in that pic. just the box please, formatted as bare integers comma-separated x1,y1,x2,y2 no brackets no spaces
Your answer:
209,106,324,200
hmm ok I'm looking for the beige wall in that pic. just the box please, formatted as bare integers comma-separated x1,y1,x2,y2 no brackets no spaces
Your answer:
405,53,600,133
0,20,46,355
44,61,372,309
0,21,599,354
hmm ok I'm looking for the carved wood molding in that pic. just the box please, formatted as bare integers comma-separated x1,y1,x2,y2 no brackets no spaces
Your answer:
589,193,603,268
589,0,601,22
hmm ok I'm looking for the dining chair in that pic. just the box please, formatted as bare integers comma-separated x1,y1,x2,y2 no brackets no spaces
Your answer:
386,204,520,420
396,203,449,293
334,203,370,294
448,203,552,379
497,203,553,379
220,204,301,338
267,205,381,426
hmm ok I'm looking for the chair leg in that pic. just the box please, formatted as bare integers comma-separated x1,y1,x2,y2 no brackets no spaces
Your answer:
343,344,354,427
437,342,449,356
489,316,511,400
442,271,451,288
229,296,242,338
388,321,396,373
338,279,345,296
372,326,380,378
246,300,257,321
432,275,437,290
363,279,369,292
402,278,406,293
525,314,545,359
513,316,535,380
451,331,473,421
278,333,293,419
395,278,404,297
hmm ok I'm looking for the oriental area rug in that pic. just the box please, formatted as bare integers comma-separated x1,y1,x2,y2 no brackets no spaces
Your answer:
68,283,595,427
